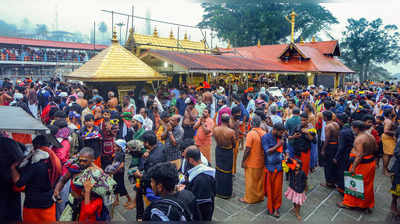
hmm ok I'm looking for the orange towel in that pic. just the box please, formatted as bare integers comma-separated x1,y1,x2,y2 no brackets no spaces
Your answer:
342,154,376,209
23,203,56,222
296,150,310,176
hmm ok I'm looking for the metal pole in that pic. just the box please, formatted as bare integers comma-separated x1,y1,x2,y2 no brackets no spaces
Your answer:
111,11,114,39
93,21,96,50
134,5,135,31
125,16,129,44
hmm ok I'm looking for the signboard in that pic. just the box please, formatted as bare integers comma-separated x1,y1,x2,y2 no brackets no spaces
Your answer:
344,171,364,199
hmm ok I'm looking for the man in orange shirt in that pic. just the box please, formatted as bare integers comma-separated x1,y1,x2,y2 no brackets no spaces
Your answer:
194,108,214,163
240,115,266,204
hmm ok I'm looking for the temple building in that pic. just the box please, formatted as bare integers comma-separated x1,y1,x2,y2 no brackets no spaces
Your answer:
64,31,166,100
122,11,354,89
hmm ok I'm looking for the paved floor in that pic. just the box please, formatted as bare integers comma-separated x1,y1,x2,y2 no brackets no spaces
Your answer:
112,145,399,222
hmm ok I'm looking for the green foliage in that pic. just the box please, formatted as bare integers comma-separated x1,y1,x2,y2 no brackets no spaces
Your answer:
341,18,400,81
98,22,108,34
0,20,19,37
36,24,48,39
198,0,338,47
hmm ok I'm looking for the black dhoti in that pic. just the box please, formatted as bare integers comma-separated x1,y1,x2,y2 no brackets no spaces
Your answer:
215,146,233,199
324,143,338,185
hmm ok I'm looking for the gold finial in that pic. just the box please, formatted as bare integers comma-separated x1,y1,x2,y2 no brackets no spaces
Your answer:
184,32,188,41
112,26,118,43
169,30,175,39
227,40,231,49
153,26,158,37
285,10,298,43
257,39,261,48
312,36,316,43
300,37,304,45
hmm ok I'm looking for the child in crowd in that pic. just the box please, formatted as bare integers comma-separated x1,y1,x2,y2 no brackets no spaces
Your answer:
79,114,102,167
284,158,307,221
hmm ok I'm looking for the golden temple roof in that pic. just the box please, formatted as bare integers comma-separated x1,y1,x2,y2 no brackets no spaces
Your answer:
65,32,166,82
125,28,208,53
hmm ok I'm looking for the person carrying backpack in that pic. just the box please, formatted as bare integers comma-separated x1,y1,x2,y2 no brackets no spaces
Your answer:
143,162,201,221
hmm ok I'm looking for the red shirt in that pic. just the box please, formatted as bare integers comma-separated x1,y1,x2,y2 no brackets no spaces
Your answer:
79,197,103,222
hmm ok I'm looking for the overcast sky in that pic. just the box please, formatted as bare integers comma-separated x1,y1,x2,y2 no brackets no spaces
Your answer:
1,0,399,73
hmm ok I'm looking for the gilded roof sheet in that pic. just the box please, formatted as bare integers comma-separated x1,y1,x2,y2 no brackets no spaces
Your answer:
65,38,166,82
132,33,207,53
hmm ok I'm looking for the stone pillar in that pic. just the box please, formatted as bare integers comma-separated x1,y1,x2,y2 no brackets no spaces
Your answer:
307,73,315,86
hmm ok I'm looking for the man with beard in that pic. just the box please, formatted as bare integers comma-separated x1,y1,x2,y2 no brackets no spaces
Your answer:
230,106,246,175
215,98,231,126
214,114,236,199
240,115,266,204
11,135,62,222
321,111,340,188
183,147,216,221
132,114,146,140
334,113,354,194
166,115,185,169
134,131,168,221
183,97,198,139
53,147,106,221
262,123,285,218
194,108,214,163
143,162,201,221
337,121,377,212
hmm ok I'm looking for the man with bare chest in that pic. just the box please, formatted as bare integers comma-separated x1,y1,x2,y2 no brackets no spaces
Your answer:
214,114,236,199
321,111,340,188
229,106,245,175
183,98,198,139
382,109,396,176
338,120,377,211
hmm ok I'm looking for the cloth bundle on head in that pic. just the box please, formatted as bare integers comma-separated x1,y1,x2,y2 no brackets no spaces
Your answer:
217,86,225,94
127,139,144,153
115,139,127,152
133,114,144,124
72,167,116,205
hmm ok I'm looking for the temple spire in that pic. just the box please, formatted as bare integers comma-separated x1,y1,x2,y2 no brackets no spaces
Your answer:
153,26,159,37
111,27,118,43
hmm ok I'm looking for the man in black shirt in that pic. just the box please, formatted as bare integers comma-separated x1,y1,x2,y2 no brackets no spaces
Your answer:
10,135,60,222
143,162,201,221
134,131,168,221
184,147,216,221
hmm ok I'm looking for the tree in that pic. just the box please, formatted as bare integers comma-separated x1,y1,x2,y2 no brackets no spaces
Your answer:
20,18,35,37
341,18,400,81
98,21,108,43
35,24,48,39
198,0,338,47
0,20,19,37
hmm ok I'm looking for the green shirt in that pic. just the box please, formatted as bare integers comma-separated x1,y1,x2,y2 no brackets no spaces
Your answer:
133,128,146,140
285,115,301,145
